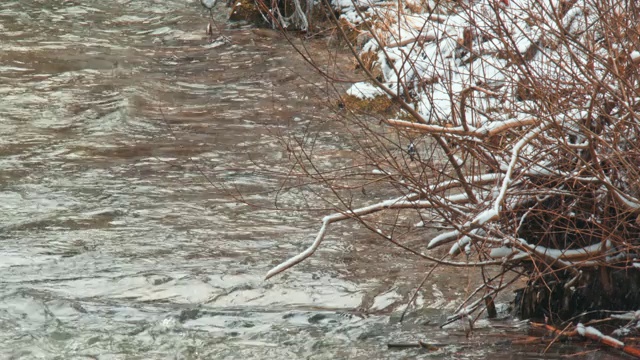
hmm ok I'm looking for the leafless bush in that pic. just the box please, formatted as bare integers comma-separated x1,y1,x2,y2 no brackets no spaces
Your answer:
267,0,640,323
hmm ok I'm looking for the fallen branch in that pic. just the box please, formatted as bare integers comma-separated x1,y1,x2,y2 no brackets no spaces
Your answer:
577,323,640,359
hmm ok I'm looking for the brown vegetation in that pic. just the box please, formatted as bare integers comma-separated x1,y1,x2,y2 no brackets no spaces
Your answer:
266,0,640,329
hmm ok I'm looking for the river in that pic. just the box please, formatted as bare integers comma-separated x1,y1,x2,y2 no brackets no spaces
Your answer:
0,1,605,359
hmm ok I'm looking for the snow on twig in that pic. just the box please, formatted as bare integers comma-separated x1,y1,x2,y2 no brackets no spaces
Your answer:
473,123,549,226
266,193,460,279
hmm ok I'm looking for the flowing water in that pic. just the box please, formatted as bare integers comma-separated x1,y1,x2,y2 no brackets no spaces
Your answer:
0,1,618,359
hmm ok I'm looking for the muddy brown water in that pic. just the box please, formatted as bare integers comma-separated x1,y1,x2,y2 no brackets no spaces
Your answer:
0,1,622,359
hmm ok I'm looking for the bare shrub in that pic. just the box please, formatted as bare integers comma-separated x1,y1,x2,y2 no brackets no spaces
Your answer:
266,0,640,324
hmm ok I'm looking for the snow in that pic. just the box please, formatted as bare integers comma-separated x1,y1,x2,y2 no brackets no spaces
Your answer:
489,247,516,258
266,221,330,279
509,239,611,263
428,230,460,249
611,311,640,321
485,123,548,222
346,81,386,99
613,327,632,337
577,323,625,347
449,235,470,255
472,208,498,227
524,241,608,260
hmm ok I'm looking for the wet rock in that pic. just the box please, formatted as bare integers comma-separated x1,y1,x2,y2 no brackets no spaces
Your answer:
307,313,327,324
148,275,173,286
178,308,201,323
356,325,386,340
